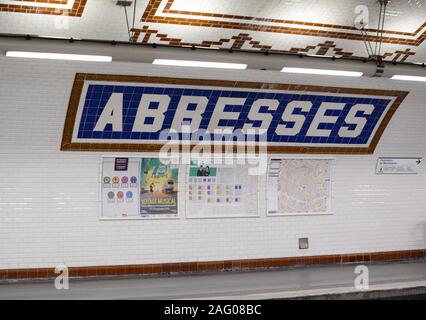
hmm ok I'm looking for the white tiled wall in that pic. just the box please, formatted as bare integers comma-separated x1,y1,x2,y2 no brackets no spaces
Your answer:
0,56,425,269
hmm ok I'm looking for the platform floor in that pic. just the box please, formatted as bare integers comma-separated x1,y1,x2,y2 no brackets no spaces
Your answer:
0,260,425,300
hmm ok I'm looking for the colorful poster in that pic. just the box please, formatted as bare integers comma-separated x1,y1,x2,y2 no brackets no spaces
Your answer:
101,158,140,218
189,163,217,177
187,161,259,218
140,158,179,217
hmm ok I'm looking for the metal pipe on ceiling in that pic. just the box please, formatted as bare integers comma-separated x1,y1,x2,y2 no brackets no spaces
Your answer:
0,33,424,78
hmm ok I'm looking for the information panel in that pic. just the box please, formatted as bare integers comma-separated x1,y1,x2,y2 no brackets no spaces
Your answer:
101,158,141,218
376,157,422,174
186,161,260,218
101,157,179,219
267,159,332,215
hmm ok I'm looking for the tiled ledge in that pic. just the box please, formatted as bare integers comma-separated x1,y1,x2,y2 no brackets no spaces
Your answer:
1,249,425,280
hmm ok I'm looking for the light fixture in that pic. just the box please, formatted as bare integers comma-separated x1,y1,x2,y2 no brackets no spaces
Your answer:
5,51,112,62
391,75,426,82
152,59,247,69
281,67,363,77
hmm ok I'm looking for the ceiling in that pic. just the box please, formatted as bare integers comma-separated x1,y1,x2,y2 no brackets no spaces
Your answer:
0,0,426,64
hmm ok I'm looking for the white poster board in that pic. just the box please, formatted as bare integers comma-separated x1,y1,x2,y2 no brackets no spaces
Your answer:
267,159,332,216
101,157,179,219
186,161,260,218
101,157,141,218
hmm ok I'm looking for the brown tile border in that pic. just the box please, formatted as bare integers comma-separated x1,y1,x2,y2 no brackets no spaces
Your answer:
140,0,426,46
1,249,424,280
162,0,425,37
60,73,408,155
133,27,415,62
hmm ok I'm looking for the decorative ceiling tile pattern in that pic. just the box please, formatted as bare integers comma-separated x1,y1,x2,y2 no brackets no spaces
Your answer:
0,0,425,63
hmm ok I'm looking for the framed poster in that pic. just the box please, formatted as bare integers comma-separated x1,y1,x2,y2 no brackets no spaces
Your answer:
186,160,260,218
140,158,179,218
267,158,333,216
101,157,141,218
101,157,179,219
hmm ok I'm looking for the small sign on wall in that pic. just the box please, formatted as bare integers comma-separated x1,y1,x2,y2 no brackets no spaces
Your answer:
376,158,422,175
114,158,129,171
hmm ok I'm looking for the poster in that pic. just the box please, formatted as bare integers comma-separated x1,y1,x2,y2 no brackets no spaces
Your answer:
140,158,179,217
267,159,332,215
101,158,141,218
186,160,259,218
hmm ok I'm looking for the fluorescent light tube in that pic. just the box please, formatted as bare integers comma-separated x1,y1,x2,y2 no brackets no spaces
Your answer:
5,51,112,62
391,75,426,82
153,59,247,69
281,67,362,77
